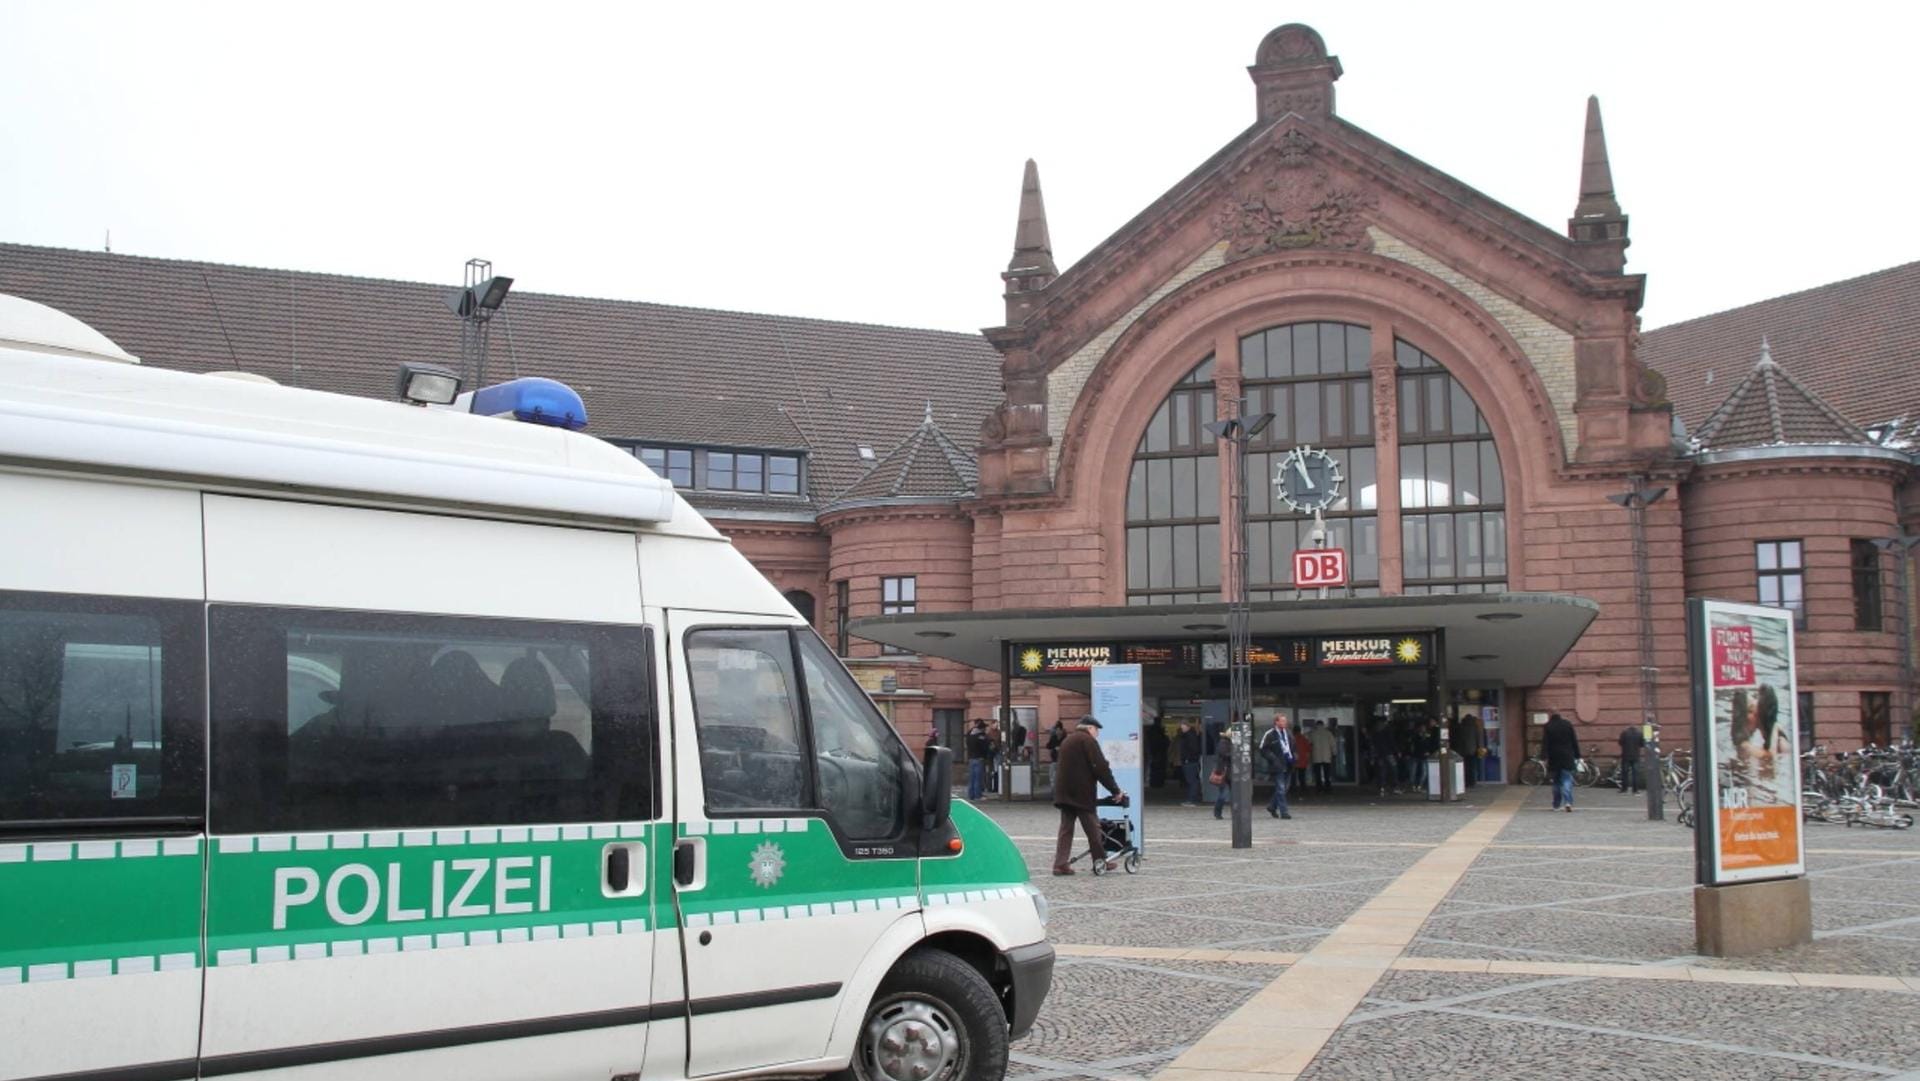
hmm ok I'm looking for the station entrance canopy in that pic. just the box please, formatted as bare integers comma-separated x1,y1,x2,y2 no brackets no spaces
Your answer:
850,592,1598,691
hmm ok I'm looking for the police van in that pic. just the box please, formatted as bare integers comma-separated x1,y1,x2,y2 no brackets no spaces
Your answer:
0,294,1052,1081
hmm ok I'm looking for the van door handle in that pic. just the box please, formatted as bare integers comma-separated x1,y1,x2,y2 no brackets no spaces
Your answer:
601,842,645,898
606,846,631,893
673,837,707,890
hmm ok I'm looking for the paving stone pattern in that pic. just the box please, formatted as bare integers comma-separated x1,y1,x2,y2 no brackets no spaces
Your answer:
959,785,1920,1080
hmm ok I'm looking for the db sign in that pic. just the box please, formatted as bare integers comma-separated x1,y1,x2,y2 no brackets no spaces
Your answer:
1293,548,1347,588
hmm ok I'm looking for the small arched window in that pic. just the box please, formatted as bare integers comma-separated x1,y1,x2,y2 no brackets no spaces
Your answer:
782,590,817,628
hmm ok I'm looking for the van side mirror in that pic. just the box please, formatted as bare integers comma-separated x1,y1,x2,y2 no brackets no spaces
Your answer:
921,745,953,829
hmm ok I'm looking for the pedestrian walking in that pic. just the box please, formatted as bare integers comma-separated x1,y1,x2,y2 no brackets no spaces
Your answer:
1454,711,1481,790
1292,721,1312,797
1543,712,1579,811
1618,722,1646,793
1052,715,1126,875
1367,716,1397,796
1308,719,1337,795
1045,720,1066,762
1211,730,1234,819
964,719,993,800
1261,715,1296,819
1177,720,1202,805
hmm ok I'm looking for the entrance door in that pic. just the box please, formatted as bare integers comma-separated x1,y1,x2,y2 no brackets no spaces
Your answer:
669,614,921,1077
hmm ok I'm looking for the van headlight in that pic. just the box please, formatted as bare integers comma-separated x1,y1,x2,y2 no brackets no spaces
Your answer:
1031,891,1049,928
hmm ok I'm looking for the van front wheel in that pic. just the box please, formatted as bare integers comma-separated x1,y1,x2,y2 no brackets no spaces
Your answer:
840,948,1009,1081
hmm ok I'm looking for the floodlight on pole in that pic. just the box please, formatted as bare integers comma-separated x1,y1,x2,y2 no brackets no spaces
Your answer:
1872,534,1920,744
1609,476,1668,819
1209,401,1276,851
446,259,512,386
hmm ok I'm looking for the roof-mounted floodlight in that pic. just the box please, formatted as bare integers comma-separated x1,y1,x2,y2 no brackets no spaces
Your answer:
469,377,588,431
444,276,514,318
397,362,461,406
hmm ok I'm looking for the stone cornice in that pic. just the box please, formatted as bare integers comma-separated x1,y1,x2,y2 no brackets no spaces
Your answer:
1687,446,1912,481
818,502,973,532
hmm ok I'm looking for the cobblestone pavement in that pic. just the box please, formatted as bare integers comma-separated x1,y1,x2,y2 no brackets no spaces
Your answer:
966,782,1920,1080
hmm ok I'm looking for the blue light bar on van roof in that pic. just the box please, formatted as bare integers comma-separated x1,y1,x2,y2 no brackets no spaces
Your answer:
469,377,588,431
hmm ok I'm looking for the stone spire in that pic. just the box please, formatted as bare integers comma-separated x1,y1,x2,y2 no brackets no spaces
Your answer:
1567,96,1630,272
1001,159,1057,325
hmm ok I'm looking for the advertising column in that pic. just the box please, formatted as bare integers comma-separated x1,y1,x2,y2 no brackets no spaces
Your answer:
1091,663,1145,854
1687,598,1811,954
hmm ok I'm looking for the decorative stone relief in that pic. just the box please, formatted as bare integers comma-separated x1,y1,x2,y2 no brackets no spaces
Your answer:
1215,145,1376,261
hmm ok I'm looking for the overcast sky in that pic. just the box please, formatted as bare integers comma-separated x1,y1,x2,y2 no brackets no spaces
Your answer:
3,2,1915,335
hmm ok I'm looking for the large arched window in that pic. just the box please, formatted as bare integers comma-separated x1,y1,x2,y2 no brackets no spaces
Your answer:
1125,357,1220,605
1241,323,1379,600
1396,339,1506,594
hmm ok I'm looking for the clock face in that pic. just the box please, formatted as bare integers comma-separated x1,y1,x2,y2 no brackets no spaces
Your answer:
1275,446,1343,513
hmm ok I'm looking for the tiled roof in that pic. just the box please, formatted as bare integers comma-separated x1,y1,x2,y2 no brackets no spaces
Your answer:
1640,261,1920,443
1691,341,1874,451
0,242,1003,509
827,407,979,508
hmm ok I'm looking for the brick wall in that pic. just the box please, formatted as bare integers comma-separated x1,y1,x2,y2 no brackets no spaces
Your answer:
822,508,976,709
1684,457,1906,749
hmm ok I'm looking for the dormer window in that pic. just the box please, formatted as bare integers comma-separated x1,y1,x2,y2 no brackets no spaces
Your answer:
624,443,804,496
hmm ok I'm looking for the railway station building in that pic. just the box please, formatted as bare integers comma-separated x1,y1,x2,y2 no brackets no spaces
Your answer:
3,22,1915,783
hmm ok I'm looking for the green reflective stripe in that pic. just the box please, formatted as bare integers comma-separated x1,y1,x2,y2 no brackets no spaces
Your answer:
920,801,1032,895
205,821,659,964
0,837,204,979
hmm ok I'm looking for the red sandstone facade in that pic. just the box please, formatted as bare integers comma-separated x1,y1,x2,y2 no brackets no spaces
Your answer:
710,23,1915,763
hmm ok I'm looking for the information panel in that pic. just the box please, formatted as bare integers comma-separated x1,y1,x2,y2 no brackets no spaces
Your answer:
1091,663,1145,854
1688,598,1805,885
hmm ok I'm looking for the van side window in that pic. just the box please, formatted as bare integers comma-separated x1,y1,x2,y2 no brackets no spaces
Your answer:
209,606,655,833
685,628,810,813
796,631,905,840
0,591,204,826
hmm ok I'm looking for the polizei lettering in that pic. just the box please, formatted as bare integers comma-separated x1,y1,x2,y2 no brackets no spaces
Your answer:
272,856,553,930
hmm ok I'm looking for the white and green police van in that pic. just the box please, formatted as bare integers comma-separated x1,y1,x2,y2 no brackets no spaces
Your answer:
0,295,1051,1081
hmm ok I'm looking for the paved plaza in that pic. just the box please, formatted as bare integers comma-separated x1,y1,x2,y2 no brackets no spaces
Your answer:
980,783,1920,1081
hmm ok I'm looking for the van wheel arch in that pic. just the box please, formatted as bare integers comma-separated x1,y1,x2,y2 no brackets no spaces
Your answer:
829,937,1012,1081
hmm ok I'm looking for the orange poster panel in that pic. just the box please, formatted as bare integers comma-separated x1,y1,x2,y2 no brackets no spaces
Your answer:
1717,805,1800,874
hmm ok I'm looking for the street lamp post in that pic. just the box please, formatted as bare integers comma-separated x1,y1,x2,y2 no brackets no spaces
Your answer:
1607,476,1667,820
1206,402,1274,851
1872,535,1920,746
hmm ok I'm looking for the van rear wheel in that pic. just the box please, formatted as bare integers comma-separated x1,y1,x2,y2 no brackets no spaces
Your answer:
840,948,1009,1081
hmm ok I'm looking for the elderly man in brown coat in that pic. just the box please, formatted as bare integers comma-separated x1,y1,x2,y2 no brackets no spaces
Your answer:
1052,714,1126,875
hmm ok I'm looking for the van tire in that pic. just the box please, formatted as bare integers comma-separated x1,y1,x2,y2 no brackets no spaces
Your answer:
835,947,1009,1081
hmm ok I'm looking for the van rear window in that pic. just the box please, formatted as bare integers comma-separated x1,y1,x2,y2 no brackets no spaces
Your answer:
0,591,204,828
209,606,655,833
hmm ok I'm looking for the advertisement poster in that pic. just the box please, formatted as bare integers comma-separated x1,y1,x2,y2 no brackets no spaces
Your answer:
1689,598,1804,884
1091,663,1145,853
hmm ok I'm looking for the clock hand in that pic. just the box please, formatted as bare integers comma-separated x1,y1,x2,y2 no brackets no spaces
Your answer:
1293,456,1315,489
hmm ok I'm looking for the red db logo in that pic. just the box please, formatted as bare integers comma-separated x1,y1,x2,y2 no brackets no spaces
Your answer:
1292,548,1347,588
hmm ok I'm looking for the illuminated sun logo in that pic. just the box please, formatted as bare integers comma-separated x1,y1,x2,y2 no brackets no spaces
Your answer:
1395,638,1423,664
1020,648,1044,673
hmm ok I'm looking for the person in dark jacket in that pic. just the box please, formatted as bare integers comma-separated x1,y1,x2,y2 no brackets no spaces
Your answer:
1045,721,1066,762
1177,721,1202,805
1145,721,1169,789
1618,722,1646,793
1052,715,1125,875
1543,712,1579,811
1212,730,1235,820
1454,711,1481,789
964,720,993,800
1260,715,1295,819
